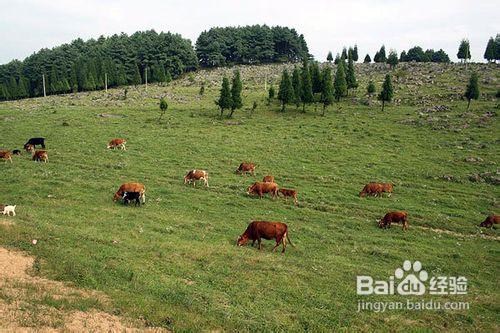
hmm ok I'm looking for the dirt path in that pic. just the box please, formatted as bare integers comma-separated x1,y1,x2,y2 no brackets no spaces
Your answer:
415,225,500,241
0,244,164,332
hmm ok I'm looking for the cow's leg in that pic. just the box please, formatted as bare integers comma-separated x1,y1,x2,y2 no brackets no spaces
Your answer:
204,178,209,187
294,196,298,205
258,238,262,250
251,239,256,247
282,233,287,253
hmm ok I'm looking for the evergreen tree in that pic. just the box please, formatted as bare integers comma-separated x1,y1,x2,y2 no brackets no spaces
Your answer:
367,80,376,96
292,66,302,107
364,54,371,63
464,72,479,110
495,34,500,62
484,37,496,62
387,50,399,69
268,85,275,99
457,39,471,64
341,47,348,59
300,60,313,112
216,76,232,117
334,53,341,64
334,62,347,101
310,62,322,94
399,51,407,62
352,45,359,62
320,66,334,116
327,51,333,62
277,69,293,111
346,56,358,94
229,70,243,117
131,63,142,85
348,47,353,60
374,45,386,62
159,97,168,121
378,74,393,111
17,77,28,98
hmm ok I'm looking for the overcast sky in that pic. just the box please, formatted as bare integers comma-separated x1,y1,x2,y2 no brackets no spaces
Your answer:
0,0,498,65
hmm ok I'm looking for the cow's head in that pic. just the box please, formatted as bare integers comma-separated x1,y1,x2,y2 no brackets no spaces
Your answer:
113,192,122,202
246,185,255,195
359,191,366,197
25,144,34,153
237,235,248,246
479,219,491,228
378,219,386,228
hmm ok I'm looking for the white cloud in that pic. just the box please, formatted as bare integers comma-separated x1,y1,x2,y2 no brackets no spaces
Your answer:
0,0,498,64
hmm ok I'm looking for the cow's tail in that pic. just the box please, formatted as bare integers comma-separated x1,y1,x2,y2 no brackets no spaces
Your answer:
285,232,295,247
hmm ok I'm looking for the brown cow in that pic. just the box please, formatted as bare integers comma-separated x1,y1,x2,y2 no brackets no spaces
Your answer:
0,150,12,163
236,162,256,175
184,169,209,187
479,215,499,228
31,150,48,163
237,221,293,253
262,175,275,183
379,211,409,231
359,182,393,197
107,138,127,150
113,183,146,203
278,188,298,205
247,182,278,198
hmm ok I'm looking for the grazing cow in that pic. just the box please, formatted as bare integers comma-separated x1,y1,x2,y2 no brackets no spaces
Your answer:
479,215,499,228
24,138,45,150
107,138,127,150
184,170,209,187
379,211,409,231
12,150,21,155
237,221,293,253
2,205,16,216
0,150,12,163
0,204,4,212
247,181,278,198
278,188,298,205
123,192,141,206
381,183,394,196
113,183,146,203
31,150,48,163
359,183,384,197
236,162,256,175
262,175,275,183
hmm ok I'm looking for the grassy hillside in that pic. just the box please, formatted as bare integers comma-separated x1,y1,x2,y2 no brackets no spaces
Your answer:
0,62,499,331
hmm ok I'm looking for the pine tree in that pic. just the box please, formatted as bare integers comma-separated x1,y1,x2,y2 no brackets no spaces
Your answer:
327,51,333,62
268,85,275,99
229,70,242,117
367,80,376,96
464,72,479,110
334,54,341,65
353,45,359,62
292,66,302,107
159,97,168,121
278,69,293,112
364,54,371,63
387,50,399,69
300,60,313,112
374,45,386,63
216,76,232,118
320,66,334,116
457,39,471,65
399,51,407,62
484,37,496,62
132,63,141,85
310,62,322,94
334,62,347,101
346,56,358,94
495,34,500,62
341,47,348,59
378,74,393,111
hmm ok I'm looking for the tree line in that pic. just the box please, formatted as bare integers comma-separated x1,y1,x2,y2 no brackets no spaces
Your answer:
0,30,198,101
195,25,309,67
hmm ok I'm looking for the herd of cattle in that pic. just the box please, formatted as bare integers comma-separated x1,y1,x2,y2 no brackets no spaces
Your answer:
1,137,498,253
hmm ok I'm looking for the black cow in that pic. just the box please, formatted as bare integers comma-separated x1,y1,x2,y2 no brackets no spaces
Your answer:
24,137,46,150
123,192,141,206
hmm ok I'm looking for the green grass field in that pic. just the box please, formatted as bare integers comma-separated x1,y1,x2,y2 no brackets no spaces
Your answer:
1,62,499,331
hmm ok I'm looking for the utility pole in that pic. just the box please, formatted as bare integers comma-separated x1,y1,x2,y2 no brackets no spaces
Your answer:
264,73,267,91
42,74,46,97
144,67,148,90
105,73,108,93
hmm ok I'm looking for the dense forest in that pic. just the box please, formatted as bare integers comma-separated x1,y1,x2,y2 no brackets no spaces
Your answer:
0,30,198,100
195,25,309,67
